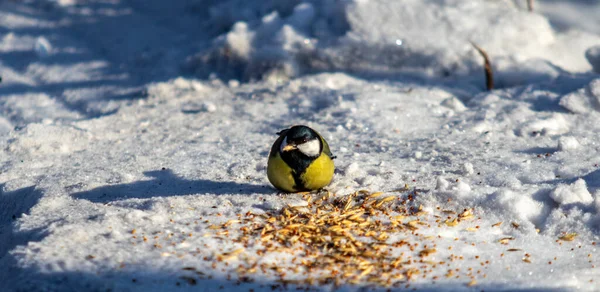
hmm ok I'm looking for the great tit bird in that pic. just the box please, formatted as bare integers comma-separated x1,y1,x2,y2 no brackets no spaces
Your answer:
267,125,335,192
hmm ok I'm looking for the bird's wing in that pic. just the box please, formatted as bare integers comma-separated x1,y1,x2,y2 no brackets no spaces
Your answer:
320,135,336,159
270,131,287,157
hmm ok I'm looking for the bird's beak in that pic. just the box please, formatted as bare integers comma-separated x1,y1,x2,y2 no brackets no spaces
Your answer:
282,144,297,152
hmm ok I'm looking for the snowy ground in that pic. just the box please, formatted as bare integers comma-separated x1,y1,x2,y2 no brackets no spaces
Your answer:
2,0,600,291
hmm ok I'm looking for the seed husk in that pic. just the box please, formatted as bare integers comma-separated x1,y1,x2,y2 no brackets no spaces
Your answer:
559,233,578,241
195,189,514,289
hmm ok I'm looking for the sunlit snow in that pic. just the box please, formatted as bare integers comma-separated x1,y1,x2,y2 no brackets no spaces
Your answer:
1,0,600,291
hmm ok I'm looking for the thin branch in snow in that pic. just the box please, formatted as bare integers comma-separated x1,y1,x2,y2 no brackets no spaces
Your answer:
471,42,494,91
527,0,534,12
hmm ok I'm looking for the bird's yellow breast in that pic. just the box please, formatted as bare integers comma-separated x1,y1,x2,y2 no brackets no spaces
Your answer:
300,154,334,191
267,152,334,192
267,152,296,192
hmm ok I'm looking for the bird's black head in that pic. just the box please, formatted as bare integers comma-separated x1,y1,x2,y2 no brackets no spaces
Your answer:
278,125,322,158
285,125,318,144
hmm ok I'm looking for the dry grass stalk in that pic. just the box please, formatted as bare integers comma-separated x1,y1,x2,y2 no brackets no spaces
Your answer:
471,42,494,90
527,0,534,12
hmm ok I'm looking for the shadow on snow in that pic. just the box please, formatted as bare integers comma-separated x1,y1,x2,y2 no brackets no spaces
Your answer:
0,185,46,291
71,168,273,204
3,267,571,292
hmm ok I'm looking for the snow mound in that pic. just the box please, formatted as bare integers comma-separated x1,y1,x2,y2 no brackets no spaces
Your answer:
518,113,569,136
550,179,594,206
559,78,600,114
488,189,544,224
188,0,599,83
557,136,580,152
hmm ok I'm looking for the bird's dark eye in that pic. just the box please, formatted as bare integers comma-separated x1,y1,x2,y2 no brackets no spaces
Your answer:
292,136,310,144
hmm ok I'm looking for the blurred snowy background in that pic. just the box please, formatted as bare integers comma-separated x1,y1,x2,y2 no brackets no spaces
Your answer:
1,0,600,291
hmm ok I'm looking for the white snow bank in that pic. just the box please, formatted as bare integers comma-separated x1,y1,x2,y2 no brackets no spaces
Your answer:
538,0,600,34
190,0,600,84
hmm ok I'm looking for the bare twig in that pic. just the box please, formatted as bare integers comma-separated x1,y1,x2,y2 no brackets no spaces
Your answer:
471,42,494,91
527,0,534,12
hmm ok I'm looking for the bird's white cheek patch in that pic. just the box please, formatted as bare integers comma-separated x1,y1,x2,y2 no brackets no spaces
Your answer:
297,139,320,157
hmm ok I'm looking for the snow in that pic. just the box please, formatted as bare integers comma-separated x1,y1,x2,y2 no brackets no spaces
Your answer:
536,0,600,34
550,179,595,206
33,37,52,58
588,46,600,73
1,0,600,291
559,78,600,114
558,136,581,151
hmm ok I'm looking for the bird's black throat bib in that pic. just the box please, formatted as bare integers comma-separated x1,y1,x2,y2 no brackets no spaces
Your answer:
280,150,317,191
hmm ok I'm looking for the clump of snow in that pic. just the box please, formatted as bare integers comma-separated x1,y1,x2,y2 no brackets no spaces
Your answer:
55,0,76,6
414,151,423,159
189,0,600,83
225,22,252,60
433,179,477,202
228,79,240,88
550,179,594,206
494,57,562,88
559,78,600,114
587,45,600,73
435,177,450,191
518,113,570,136
440,97,467,112
591,78,600,96
34,37,52,58
188,2,328,81
201,102,217,113
595,191,600,213
461,162,474,175
557,136,580,151
452,180,472,196
171,77,208,92
342,162,361,177
538,0,600,34
0,116,12,135
488,189,544,223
